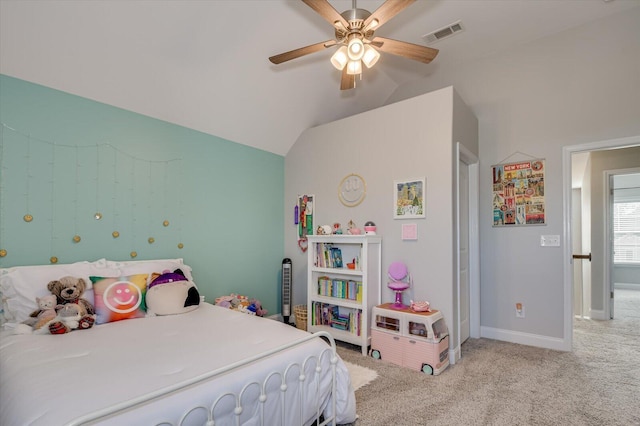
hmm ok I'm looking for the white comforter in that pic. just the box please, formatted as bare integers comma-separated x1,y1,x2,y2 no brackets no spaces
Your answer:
0,303,356,426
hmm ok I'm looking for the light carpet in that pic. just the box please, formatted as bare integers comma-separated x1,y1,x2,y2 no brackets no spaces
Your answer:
336,289,640,425
344,361,378,391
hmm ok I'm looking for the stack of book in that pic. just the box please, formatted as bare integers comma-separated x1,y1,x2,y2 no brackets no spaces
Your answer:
314,243,343,268
317,277,362,301
310,302,362,336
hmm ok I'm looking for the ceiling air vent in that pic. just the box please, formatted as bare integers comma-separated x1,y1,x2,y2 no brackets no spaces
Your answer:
422,21,464,44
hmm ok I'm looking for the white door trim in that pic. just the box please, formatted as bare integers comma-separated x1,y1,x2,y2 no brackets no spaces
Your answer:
562,135,640,350
455,143,480,362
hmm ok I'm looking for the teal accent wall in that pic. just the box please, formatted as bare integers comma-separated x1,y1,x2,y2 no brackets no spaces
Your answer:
0,75,285,315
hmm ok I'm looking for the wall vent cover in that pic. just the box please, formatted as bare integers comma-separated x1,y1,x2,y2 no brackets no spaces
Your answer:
422,20,464,44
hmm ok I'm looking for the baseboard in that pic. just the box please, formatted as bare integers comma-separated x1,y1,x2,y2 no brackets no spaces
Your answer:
480,326,569,351
267,313,283,322
615,283,640,290
589,309,606,320
449,345,461,365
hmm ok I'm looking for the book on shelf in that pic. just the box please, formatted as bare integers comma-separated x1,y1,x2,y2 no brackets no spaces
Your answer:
310,301,361,336
317,277,362,301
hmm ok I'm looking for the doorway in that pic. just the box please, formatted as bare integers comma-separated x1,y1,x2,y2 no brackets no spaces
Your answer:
563,136,640,349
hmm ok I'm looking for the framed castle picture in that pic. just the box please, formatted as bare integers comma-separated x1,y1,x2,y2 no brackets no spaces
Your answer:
394,178,425,219
492,159,545,226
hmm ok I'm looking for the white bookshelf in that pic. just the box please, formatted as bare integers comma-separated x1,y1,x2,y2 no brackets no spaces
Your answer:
307,234,381,355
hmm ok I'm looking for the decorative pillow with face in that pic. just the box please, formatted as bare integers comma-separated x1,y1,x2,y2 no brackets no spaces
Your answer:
90,274,148,324
146,270,200,316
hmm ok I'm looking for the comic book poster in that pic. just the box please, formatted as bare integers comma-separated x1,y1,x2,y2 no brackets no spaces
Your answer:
492,159,545,226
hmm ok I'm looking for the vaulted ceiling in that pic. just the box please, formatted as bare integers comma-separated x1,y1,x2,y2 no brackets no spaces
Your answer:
2,0,638,156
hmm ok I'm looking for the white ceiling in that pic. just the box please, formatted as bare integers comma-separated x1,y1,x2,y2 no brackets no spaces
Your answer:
2,0,639,156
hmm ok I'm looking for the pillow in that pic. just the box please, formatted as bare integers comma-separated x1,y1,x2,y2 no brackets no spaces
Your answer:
106,258,195,283
0,259,119,325
146,270,200,316
90,274,148,324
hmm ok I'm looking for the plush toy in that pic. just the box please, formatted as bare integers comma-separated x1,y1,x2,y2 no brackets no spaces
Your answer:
146,269,200,316
22,295,57,329
248,298,267,317
47,276,96,332
39,303,96,334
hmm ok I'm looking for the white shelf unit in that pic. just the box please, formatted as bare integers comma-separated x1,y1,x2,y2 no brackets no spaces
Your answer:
307,235,381,355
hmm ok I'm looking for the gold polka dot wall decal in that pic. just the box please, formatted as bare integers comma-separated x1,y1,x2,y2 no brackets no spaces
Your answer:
50,256,58,264
112,231,120,238
148,237,155,244
24,214,33,222
178,243,184,249
130,251,137,258
163,220,169,227
0,249,7,257
94,212,102,220
73,235,81,243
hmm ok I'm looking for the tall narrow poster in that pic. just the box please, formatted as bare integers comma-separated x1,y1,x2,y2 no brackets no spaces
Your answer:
492,159,545,226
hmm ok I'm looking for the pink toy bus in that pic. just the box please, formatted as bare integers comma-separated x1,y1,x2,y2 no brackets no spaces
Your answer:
370,303,449,375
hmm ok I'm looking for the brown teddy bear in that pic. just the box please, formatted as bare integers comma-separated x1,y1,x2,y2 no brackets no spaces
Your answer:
47,276,96,333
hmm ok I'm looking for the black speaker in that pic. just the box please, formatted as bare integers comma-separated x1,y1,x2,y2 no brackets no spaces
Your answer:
282,258,292,324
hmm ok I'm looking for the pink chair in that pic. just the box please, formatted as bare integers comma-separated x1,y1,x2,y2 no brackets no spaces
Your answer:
387,262,411,309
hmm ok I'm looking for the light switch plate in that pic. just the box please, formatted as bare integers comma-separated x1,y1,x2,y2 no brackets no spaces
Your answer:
540,235,560,247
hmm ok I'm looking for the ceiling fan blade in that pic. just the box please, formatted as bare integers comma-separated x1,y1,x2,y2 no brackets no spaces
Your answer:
371,36,438,63
302,0,349,30
363,0,415,31
269,40,337,64
340,67,356,90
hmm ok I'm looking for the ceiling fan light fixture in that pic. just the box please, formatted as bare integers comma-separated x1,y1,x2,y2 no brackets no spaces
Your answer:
347,37,364,61
362,45,380,68
346,59,362,75
331,46,348,70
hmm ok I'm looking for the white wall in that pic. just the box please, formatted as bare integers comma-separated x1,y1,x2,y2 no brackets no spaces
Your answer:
285,87,478,356
387,8,640,346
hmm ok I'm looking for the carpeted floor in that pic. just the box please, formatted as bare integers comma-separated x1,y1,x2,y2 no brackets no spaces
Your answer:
337,290,640,425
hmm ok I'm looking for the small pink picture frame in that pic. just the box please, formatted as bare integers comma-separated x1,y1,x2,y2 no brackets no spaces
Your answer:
402,223,418,240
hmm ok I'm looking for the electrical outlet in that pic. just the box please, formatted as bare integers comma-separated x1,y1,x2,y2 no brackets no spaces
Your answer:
540,235,560,247
515,303,525,318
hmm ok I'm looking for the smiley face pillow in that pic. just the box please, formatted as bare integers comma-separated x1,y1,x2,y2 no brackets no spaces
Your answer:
90,274,148,324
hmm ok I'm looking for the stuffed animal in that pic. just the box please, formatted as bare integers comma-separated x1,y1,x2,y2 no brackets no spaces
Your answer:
22,295,57,329
248,298,267,317
48,276,95,314
146,270,200,316
45,303,90,335
47,276,96,332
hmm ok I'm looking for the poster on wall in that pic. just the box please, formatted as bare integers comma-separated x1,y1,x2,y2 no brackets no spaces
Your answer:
492,159,545,226
296,194,314,252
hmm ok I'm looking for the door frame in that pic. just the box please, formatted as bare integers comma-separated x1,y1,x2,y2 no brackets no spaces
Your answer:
455,142,480,362
605,167,640,319
562,135,640,350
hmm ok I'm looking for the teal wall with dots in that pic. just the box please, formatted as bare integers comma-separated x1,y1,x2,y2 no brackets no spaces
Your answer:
0,74,285,315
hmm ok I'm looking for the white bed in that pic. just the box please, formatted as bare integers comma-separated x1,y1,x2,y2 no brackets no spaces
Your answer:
0,259,356,426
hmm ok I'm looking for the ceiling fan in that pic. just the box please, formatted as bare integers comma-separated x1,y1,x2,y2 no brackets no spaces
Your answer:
269,0,439,90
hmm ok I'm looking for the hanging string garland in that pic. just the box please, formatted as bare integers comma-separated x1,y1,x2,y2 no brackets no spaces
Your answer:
0,123,184,261
94,144,103,221
72,145,82,244
0,125,6,258
23,135,33,223
49,142,58,262
147,161,154,245
130,157,137,258
112,148,119,238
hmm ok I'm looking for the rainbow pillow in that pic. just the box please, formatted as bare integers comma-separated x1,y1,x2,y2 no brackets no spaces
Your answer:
90,274,148,324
